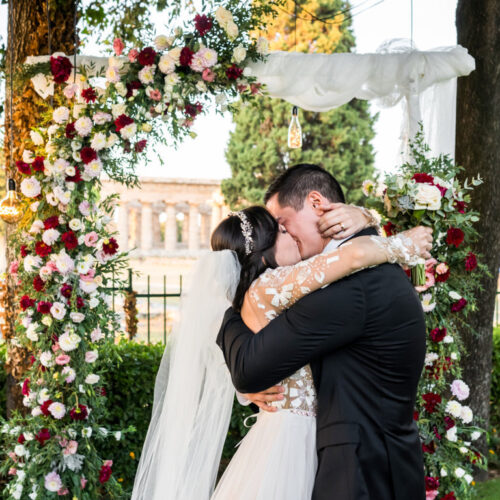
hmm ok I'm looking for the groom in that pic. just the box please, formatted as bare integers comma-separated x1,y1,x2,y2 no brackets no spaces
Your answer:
217,164,427,500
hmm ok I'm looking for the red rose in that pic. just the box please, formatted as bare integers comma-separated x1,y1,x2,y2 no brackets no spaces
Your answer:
35,241,52,257
61,230,78,250
61,283,73,298
422,392,441,413
137,47,157,66
99,464,113,484
17,434,25,444
20,245,29,257
80,147,98,164
194,14,213,36
185,102,203,117
180,46,194,66
37,301,52,314
422,442,436,454
115,114,134,132
226,64,243,80
435,184,448,196
454,200,467,213
99,387,107,397
35,428,51,446
22,378,30,396
425,476,439,491
50,55,73,83
465,252,477,271
76,296,85,309
441,493,456,500
70,404,88,421
126,80,142,98
40,399,53,416
430,327,446,342
444,416,455,430
102,237,119,255
29,355,36,365
16,161,31,175
413,410,419,421
435,268,450,283
65,122,76,139
412,172,434,184
433,426,442,441
32,156,45,172
446,227,464,248
66,165,83,183
81,87,97,103
134,139,147,153
451,298,467,313
20,295,36,310
383,221,396,236
33,275,45,292
44,215,59,229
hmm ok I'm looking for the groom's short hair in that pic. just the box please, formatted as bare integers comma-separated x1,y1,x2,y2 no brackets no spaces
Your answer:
264,164,345,210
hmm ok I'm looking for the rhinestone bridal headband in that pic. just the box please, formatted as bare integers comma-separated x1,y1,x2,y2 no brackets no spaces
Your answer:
229,211,254,255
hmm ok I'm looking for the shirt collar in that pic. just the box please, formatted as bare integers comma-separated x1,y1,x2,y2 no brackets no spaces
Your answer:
322,236,350,254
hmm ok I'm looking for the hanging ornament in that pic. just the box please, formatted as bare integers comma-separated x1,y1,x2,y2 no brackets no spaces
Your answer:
288,106,302,149
0,179,23,224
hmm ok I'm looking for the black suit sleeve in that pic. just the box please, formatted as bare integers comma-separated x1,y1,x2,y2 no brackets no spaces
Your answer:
217,277,366,393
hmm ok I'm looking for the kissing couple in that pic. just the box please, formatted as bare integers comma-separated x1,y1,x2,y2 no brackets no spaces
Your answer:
131,164,432,500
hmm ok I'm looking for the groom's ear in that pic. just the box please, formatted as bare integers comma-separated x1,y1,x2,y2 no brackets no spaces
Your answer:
307,191,326,215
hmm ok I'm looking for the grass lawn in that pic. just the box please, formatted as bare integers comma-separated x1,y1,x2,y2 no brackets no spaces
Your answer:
475,477,500,499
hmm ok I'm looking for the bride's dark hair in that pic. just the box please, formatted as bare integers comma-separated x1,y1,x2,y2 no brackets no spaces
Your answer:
211,206,279,312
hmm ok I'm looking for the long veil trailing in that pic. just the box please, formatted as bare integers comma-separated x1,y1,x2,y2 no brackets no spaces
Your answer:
131,250,241,500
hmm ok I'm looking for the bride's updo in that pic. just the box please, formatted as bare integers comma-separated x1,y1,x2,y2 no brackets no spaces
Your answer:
211,206,279,312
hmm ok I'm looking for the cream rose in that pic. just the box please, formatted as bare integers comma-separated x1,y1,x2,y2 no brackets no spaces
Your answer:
414,183,442,210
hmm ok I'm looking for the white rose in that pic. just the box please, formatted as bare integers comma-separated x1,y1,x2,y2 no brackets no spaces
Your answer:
14,445,26,457
226,20,239,40
69,218,82,231
114,431,122,441
20,177,41,198
50,302,66,321
107,133,119,148
53,106,70,123
215,6,233,27
232,45,247,63
111,102,127,118
446,427,458,442
454,467,465,478
449,291,462,301
29,219,44,234
460,405,473,424
74,116,93,137
154,35,172,51
70,312,85,323
159,55,176,74
464,474,473,484
256,37,269,55
445,400,463,418
471,431,481,441
91,132,107,151
414,183,442,210
85,374,100,384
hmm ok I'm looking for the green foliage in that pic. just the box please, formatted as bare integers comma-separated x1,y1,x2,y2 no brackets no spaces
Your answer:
475,477,500,500
488,327,500,468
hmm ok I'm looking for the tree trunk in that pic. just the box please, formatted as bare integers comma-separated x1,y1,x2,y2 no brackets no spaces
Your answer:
455,0,500,480
4,0,77,416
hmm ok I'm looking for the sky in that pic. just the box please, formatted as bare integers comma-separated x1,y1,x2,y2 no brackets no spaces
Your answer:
0,0,459,180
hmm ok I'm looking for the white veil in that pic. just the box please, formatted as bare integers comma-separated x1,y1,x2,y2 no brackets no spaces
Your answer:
131,250,241,500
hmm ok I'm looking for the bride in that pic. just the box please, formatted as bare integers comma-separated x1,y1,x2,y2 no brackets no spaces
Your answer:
131,205,432,500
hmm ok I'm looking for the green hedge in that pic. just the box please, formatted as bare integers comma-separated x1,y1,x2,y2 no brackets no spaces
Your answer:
489,327,500,467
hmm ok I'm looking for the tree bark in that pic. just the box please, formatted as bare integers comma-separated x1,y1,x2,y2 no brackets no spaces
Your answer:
4,0,77,416
455,0,500,480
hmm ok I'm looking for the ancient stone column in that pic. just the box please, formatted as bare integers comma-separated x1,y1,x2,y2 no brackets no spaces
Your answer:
140,201,153,252
116,202,129,252
211,202,222,234
165,203,177,252
188,203,200,252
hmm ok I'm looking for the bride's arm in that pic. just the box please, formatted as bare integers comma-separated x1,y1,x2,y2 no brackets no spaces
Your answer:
247,227,432,320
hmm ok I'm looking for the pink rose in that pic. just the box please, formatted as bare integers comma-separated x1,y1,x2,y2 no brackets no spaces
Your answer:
435,263,449,275
85,351,98,363
202,68,215,82
57,487,70,496
58,437,68,448
81,477,88,489
63,83,79,99
415,271,435,293
103,459,113,467
451,379,470,401
84,231,99,247
9,260,19,274
79,200,91,216
426,490,439,500
113,38,125,56
8,468,17,475
51,342,61,353
128,48,139,62
64,440,78,455
425,258,438,273
148,89,162,101
56,354,71,365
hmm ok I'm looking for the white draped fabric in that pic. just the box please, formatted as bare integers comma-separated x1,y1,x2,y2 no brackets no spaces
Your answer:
26,40,475,160
246,42,475,160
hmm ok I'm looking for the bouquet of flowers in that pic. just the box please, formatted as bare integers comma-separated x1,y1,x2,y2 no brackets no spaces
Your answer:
362,131,488,499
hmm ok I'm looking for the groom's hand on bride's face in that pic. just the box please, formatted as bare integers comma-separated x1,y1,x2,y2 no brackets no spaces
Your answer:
317,203,369,240
242,386,286,412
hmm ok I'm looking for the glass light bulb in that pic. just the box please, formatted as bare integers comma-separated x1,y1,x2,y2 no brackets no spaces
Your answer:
288,106,302,149
0,179,23,224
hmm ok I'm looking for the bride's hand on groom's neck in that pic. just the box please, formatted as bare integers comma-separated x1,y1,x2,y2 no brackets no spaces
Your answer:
317,203,373,240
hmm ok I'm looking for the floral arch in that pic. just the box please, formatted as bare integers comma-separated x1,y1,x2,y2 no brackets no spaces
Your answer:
0,1,483,499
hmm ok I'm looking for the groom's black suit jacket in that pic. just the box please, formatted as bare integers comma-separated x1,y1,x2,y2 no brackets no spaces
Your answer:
217,228,426,500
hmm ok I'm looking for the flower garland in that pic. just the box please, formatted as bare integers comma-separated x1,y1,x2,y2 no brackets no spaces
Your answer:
0,4,271,498
363,132,487,500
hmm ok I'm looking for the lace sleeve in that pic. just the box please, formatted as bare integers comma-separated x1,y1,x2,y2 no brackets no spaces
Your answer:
246,233,423,324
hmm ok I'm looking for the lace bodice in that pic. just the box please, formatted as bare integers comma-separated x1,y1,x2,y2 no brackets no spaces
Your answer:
241,232,425,417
